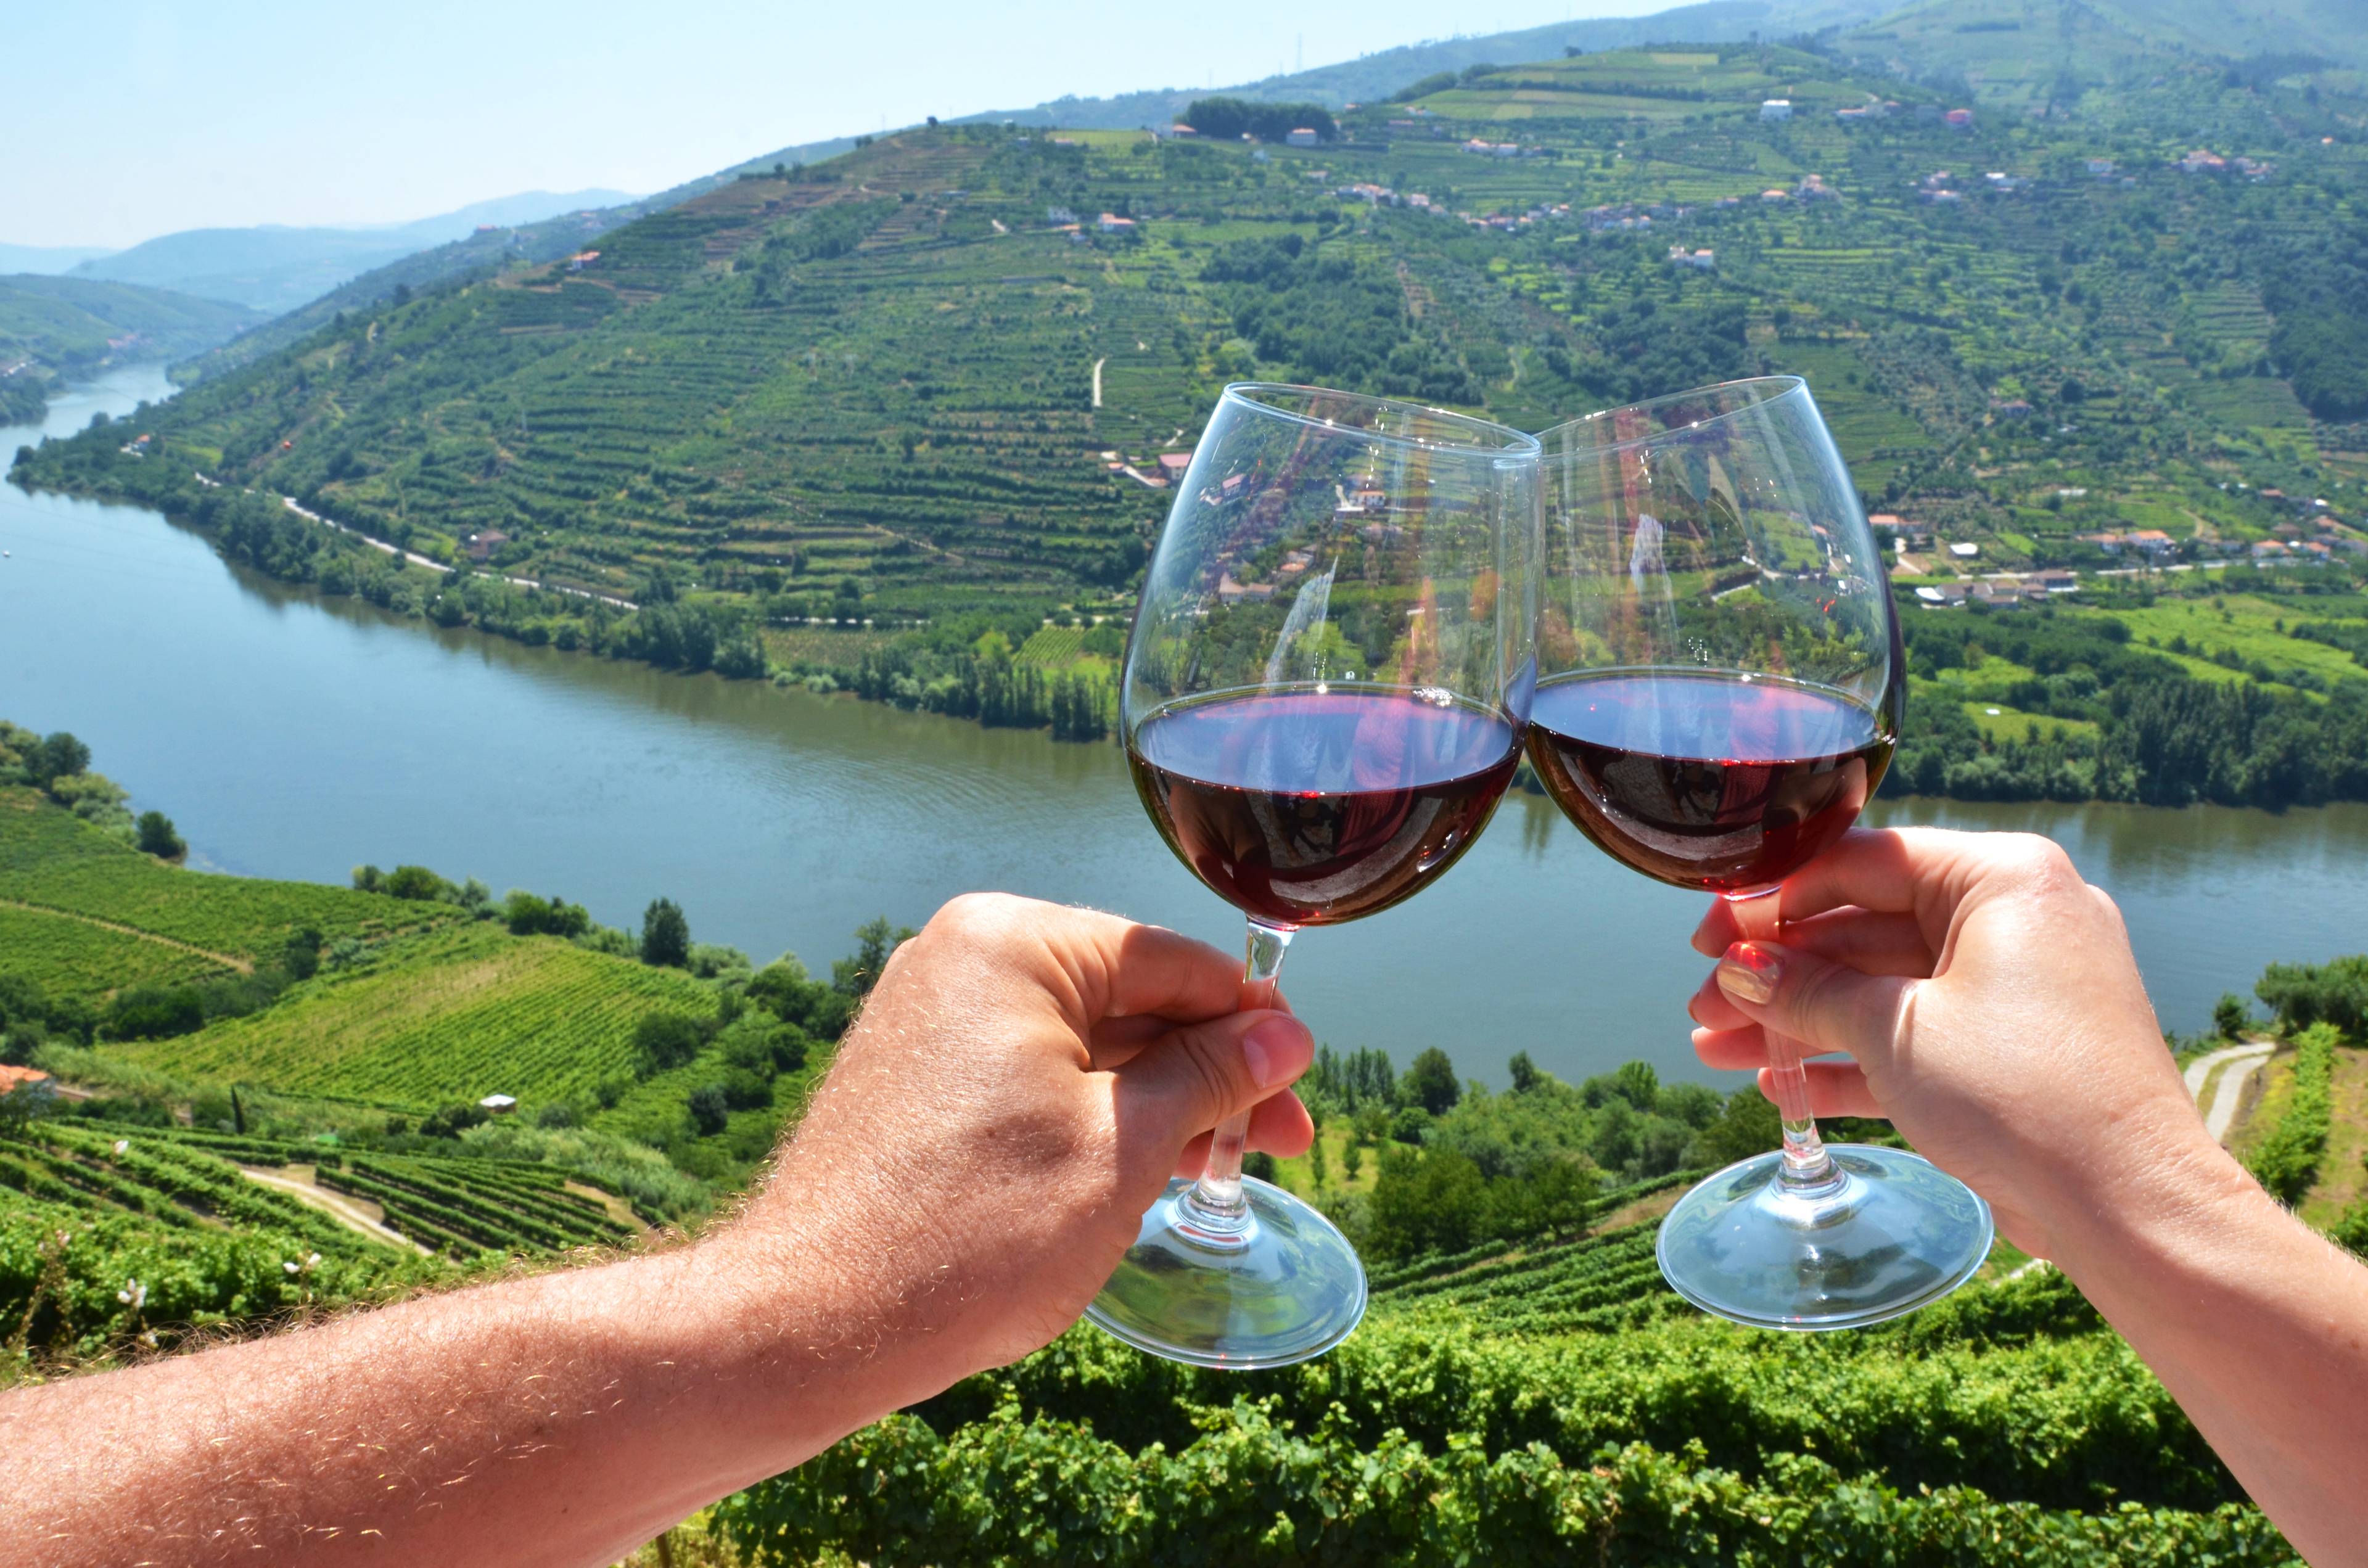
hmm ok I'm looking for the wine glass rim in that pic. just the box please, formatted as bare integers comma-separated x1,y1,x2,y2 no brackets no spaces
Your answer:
1537,375,1810,453
1222,382,1540,456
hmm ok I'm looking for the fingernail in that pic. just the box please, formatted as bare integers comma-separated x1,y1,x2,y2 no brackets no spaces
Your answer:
1716,942,1780,1006
1241,1015,1313,1089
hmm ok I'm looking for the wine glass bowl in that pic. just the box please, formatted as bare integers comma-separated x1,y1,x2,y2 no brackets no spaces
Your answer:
1532,376,1991,1331
1090,384,1540,1368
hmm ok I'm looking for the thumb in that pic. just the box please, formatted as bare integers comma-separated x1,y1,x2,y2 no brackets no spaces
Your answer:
1112,1008,1314,1151
1714,940,1913,1071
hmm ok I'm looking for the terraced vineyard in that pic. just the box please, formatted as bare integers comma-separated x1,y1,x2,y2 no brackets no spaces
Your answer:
1370,1170,1698,1334
120,923,718,1110
0,786,450,983
0,900,232,1001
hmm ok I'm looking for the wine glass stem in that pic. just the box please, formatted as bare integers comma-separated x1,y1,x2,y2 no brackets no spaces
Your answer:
1725,889,1838,1189
1180,919,1297,1227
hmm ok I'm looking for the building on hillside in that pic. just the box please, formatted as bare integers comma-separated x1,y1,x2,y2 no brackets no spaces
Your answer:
1761,188,1791,202
1096,213,1136,232
1915,583,1970,607
2086,158,2116,177
1215,570,1275,605
1796,173,1837,199
1166,123,1196,139
2181,149,2227,173
1157,453,1192,479
1835,106,1872,123
0,1065,55,1107
1949,541,1981,559
565,250,601,271
1667,244,1716,269
479,1094,518,1114
1761,99,1793,121
1944,108,1975,129
1971,580,2025,608
1991,398,2034,419
466,529,510,561
1920,188,1963,204
2030,570,2079,594
1286,128,1321,147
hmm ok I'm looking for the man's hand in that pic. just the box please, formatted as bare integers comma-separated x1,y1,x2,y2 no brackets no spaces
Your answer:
0,895,1312,1568
717,893,1315,1402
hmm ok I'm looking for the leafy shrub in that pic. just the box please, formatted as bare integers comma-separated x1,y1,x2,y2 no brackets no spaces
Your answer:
2246,1024,2338,1204
2256,955,2368,1036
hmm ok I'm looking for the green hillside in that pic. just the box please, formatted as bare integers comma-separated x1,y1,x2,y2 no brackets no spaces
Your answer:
0,274,261,420
124,922,716,1111
0,784,456,996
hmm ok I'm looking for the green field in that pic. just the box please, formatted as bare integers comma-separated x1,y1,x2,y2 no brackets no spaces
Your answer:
120,923,717,1110
0,901,233,1001
0,786,454,972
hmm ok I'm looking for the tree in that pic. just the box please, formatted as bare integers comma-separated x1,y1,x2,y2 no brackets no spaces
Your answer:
383,864,452,901
31,732,89,785
134,811,184,859
688,1083,731,1136
641,898,691,967
2214,992,2251,1040
1508,1051,1540,1093
1402,1048,1462,1116
832,916,913,997
633,1012,705,1074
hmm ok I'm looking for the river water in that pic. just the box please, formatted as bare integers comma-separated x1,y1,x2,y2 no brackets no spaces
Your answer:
5,367,2366,1087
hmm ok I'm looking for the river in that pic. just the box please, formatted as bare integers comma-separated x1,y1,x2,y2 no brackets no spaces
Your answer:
5,366,2366,1088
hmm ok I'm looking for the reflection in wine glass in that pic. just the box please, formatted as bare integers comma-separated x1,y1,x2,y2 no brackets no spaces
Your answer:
1090,383,1540,1368
1531,376,1992,1331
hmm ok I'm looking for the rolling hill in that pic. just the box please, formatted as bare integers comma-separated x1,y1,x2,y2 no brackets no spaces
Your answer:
0,276,261,419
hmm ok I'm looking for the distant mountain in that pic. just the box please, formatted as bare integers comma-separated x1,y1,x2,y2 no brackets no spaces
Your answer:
0,244,117,276
68,190,637,314
0,276,262,421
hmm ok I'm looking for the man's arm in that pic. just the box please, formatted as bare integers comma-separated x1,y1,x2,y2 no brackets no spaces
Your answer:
0,895,1317,1568
1690,827,2368,1565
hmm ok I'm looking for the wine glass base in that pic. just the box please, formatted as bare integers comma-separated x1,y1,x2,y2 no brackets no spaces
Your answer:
1084,1176,1368,1369
1656,1144,1994,1331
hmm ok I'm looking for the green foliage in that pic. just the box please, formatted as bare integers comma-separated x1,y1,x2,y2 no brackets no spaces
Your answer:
2214,991,2252,1039
2245,1024,2338,1205
641,897,691,969
133,811,183,859
2256,955,2368,1036
1182,98,1338,143
1399,1047,1460,1115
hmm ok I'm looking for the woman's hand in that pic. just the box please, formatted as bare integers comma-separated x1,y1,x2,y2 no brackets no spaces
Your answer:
721,893,1315,1403
1685,826,2227,1261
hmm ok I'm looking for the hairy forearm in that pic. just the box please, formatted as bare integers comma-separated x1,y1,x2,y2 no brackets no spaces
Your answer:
0,1236,903,1568
2050,1132,2368,1563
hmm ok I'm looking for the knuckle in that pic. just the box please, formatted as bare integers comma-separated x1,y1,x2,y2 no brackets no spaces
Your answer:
929,891,1027,946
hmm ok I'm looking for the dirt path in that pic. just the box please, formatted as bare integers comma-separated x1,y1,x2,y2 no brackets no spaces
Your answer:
1091,356,1106,409
2186,1039,2278,1144
242,1165,432,1255
0,898,251,974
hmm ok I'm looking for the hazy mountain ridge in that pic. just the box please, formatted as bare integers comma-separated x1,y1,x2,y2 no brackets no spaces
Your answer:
67,189,638,314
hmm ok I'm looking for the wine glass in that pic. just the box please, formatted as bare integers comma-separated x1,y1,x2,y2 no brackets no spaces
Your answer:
1531,376,1992,1330
1088,383,1540,1368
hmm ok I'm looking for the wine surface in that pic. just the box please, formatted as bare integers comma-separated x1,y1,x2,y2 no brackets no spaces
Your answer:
1526,671,1890,893
1128,689,1522,927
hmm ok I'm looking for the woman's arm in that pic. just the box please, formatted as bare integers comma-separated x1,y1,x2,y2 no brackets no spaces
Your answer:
1690,827,2368,1563
0,895,1317,1568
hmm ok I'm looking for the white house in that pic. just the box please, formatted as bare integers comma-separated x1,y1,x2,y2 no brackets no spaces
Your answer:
1286,127,1320,148
1761,99,1793,122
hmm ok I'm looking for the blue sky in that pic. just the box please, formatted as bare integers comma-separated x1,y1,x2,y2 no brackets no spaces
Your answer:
9,0,1661,248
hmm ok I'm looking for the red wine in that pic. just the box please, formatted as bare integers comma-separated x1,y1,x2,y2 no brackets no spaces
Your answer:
1129,689,1523,927
1526,671,1892,893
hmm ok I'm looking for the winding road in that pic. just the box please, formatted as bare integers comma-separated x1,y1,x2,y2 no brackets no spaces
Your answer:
2185,1038,2279,1144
